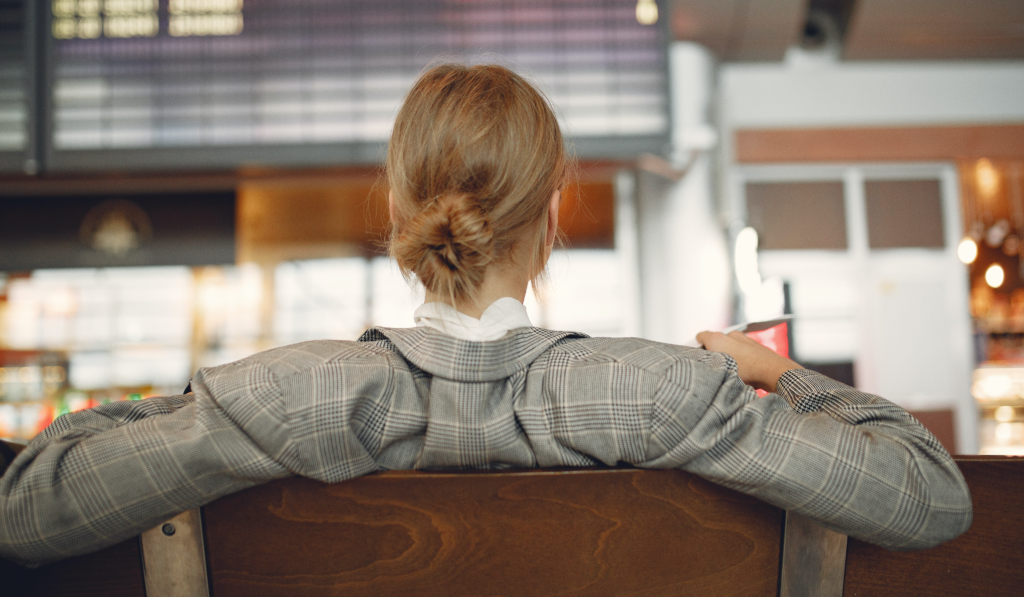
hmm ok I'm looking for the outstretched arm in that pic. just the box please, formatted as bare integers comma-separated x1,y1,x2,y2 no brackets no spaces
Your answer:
673,330,973,550
0,392,290,567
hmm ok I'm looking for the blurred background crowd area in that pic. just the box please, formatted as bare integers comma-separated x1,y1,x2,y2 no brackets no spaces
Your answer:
1,0,1023,457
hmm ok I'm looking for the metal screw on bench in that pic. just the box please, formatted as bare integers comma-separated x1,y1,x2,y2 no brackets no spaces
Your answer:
141,509,210,597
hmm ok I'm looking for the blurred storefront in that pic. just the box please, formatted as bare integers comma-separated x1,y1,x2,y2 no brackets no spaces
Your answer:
961,159,1024,455
0,0,661,441
2,0,1024,455
0,170,635,442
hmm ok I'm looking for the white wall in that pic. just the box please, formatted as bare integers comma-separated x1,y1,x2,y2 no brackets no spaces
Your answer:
721,57,1024,128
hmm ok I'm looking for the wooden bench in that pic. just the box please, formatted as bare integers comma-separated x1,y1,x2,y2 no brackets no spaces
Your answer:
2,457,1022,596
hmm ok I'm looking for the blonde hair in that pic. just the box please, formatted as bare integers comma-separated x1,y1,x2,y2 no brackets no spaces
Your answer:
386,64,570,304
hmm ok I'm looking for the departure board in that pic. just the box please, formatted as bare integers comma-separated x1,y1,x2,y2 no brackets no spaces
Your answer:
47,0,668,169
0,0,31,172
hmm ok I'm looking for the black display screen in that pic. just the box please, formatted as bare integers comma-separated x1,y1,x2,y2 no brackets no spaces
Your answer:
0,0,32,173
45,0,668,170
0,191,235,269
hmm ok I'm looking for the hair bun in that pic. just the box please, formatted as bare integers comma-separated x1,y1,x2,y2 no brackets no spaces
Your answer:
392,193,495,301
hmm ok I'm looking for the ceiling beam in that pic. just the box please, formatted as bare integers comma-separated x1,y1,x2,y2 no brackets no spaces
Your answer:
845,0,1024,60
670,0,806,61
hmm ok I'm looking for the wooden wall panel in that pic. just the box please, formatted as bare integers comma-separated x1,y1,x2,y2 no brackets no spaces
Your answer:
237,175,617,262
844,457,1024,596
735,125,1024,164
203,469,784,597
559,180,615,248
236,179,389,262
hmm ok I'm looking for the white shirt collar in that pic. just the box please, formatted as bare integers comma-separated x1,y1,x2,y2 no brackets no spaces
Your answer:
413,297,534,341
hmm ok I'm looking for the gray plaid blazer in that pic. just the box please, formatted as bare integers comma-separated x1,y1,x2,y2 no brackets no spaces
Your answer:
0,326,972,566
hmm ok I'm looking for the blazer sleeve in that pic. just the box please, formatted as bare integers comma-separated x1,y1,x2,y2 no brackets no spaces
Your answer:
0,390,290,568
650,365,972,551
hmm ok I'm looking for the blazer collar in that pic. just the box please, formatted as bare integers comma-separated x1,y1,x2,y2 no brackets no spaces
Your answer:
359,326,587,382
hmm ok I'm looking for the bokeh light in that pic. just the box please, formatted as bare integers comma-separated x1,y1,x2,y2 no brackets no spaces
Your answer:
985,263,1005,288
957,237,978,264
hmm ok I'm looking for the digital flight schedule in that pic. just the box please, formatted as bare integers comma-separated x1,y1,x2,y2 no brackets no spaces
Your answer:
48,0,668,165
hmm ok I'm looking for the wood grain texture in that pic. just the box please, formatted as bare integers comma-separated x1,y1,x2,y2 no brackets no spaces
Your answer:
778,512,847,597
735,125,1024,164
0,538,145,597
203,468,784,597
844,458,1024,597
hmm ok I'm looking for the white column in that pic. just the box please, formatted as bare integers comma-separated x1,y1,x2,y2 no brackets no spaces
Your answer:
941,165,979,454
663,155,732,342
636,42,731,344
614,170,643,338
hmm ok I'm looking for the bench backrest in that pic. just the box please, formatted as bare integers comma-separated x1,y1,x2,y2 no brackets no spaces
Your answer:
3,458,1022,597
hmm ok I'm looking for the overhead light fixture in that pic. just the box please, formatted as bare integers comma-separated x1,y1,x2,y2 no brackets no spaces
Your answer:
957,237,978,264
986,263,1005,288
636,0,658,25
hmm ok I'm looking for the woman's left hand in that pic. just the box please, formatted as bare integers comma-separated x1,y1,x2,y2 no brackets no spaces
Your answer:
696,330,803,393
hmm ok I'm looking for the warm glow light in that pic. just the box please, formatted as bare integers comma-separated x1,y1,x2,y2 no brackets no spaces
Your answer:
995,405,1016,423
957,237,978,264
995,422,1014,444
986,263,1005,288
976,158,999,198
19,367,41,383
979,374,1013,400
636,0,658,25
43,287,78,317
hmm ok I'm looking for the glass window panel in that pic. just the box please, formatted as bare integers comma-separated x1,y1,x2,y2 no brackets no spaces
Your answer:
273,258,368,343
4,267,194,350
540,249,625,336
865,179,945,249
745,181,848,250
369,257,423,329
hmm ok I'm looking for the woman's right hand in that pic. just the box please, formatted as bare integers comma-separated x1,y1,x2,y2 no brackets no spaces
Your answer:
695,330,803,393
